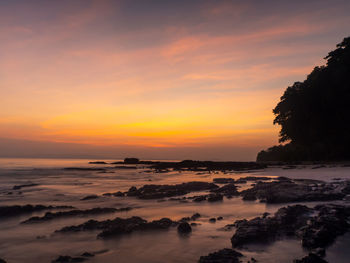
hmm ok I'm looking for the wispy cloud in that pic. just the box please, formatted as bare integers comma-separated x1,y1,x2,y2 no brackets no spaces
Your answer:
0,0,349,159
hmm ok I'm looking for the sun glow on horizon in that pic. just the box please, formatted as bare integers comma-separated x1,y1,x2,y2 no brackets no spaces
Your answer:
1,0,350,159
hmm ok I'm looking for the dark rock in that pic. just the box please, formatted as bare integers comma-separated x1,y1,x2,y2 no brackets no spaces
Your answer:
80,195,99,201
297,204,350,249
89,161,107,164
222,224,235,231
114,166,137,169
102,191,125,197
240,180,344,203
56,216,175,239
177,222,192,233
242,192,257,201
0,259,6,263
126,186,138,196
193,195,207,202
13,183,39,190
80,252,94,257
262,212,270,218
191,213,201,220
231,205,312,247
211,183,238,196
51,255,87,262
22,207,132,224
213,178,235,184
217,216,223,220
240,176,272,181
235,178,247,184
232,204,350,250
124,158,140,164
207,194,223,202
112,191,125,197
0,205,74,218
341,181,350,194
151,160,266,172
313,248,326,257
128,182,218,199
293,253,328,263
209,218,216,223
99,217,174,238
199,248,243,263
168,197,184,201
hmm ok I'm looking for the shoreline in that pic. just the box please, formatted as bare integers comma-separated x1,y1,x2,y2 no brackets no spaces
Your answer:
0,161,350,262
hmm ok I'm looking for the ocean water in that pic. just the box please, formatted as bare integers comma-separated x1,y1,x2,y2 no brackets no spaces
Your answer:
0,158,349,263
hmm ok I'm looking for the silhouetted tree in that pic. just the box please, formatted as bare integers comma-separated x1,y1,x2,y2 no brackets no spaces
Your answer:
257,37,350,162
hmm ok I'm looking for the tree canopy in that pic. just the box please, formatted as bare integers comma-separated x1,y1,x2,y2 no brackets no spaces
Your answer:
257,37,350,162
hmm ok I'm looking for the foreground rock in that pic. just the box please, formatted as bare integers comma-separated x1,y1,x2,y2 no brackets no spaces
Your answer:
102,191,125,197
80,195,99,201
240,179,345,203
0,205,74,218
293,253,328,263
231,205,311,247
56,216,176,238
177,222,192,233
207,194,224,202
297,204,350,249
13,183,39,190
21,207,132,224
213,178,235,184
126,182,219,199
51,255,87,262
211,183,239,197
0,258,7,263
52,250,108,263
199,248,243,263
231,204,350,251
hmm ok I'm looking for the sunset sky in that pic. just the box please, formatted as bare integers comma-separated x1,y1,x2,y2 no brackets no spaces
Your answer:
1,0,350,160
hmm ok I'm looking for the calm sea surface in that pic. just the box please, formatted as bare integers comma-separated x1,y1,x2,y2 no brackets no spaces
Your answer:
0,158,350,263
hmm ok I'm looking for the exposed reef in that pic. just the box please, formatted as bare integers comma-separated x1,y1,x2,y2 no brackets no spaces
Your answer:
150,160,266,171
126,182,219,199
199,248,243,263
0,205,74,218
240,178,346,203
231,204,350,251
13,183,39,190
56,216,177,239
21,207,132,224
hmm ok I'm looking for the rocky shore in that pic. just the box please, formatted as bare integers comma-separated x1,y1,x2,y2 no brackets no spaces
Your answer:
2,160,350,262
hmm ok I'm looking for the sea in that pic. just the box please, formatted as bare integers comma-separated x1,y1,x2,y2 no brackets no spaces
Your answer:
0,158,350,263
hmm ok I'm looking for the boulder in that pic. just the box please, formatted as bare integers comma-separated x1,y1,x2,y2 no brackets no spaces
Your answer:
124,158,140,164
177,222,192,233
207,194,223,202
199,248,243,263
127,182,218,199
293,253,328,263
56,216,176,239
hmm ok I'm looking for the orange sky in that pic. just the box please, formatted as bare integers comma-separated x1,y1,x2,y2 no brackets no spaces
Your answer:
1,0,350,160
